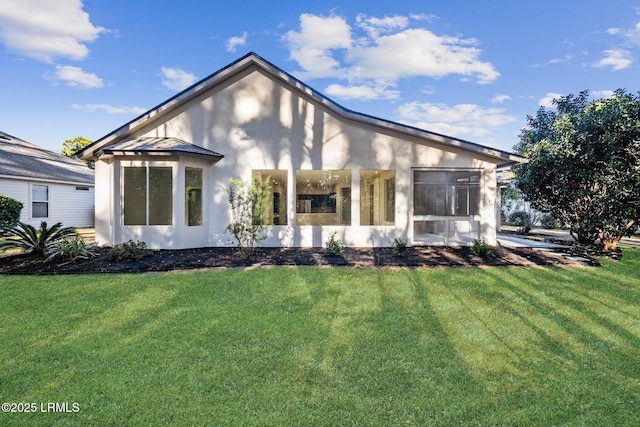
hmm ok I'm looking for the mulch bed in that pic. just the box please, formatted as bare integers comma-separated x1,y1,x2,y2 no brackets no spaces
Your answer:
0,245,593,275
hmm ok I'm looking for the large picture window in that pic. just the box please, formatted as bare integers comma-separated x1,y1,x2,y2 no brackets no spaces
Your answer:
360,170,396,226
185,167,202,226
124,166,172,226
295,170,351,226
413,170,480,216
253,170,288,225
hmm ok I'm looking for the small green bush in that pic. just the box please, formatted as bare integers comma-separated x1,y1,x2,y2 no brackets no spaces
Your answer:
392,237,409,256
325,232,345,257
109,240,153,262
0,194,23,229
46,236,98,262
540,213,560,229
508,211,528,227
470,238,492,258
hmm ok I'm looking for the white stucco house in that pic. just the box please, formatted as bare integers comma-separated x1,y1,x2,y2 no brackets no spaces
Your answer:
77,53,524,249
0,131,94,228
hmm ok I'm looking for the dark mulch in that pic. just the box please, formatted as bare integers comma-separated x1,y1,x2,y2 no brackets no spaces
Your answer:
0,245,592,275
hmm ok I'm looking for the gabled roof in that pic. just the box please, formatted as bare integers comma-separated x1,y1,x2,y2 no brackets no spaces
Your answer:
98,137,224,162
0,131,94,185
78,52,525,166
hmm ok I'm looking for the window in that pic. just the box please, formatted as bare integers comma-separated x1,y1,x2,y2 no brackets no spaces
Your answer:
295,170,351,225
413,170,480,216
123,166,172,226
360,170,396,225
185,167,202,226
252,170,288,225
32,184,49,218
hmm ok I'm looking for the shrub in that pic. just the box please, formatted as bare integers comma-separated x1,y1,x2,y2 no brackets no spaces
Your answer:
109,240,153,262
0,221,75,256
470,238,492,258
226,177,271,251
540,213,561,229
46,236,98,262
325,232,345,257
0,194,23,229
392,237,408,256
508,211,528,227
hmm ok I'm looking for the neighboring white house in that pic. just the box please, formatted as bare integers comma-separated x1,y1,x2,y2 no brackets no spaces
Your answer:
0,131,95,228
78,53,524,249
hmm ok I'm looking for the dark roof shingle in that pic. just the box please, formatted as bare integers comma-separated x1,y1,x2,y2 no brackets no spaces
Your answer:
0,131,94,185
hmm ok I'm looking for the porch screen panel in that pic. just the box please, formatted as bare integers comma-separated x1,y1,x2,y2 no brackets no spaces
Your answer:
185,167,203,226
413,170,480,216
124,167,147,225
149,167,172,225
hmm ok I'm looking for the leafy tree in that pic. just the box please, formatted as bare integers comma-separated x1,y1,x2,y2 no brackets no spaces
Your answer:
0,221,76,256
514,89,640,251
0,194,23,229
226,177,272,251
61,136,92,157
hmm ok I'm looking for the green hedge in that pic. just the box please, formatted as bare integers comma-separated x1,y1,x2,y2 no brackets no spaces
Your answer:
0,194,23,229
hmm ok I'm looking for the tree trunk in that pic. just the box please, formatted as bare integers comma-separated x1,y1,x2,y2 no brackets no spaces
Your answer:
599,220,635,252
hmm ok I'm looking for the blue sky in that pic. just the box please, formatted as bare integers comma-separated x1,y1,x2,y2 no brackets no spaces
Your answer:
1,0,639,154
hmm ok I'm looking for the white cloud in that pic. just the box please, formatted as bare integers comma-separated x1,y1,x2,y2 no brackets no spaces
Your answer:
51,65,103,89
0,0,105,62
625,22,640,45
355,14,408,38
283,13,353,79
71,104,146,115
396,102,516,138
593,49,632,70
283,13,499,86
539,92,564,108
592,89,615,99
491,94,511,104
325,83,399,100
226,31,248,53
161,67,197,91
607,28,621,35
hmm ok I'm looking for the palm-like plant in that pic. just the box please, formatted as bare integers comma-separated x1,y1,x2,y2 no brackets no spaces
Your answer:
0,221,76,256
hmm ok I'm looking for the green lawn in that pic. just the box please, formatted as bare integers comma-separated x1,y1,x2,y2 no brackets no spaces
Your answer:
1,251,639,426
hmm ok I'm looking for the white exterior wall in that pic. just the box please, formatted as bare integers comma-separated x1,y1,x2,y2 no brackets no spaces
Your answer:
0,177,94,228
95,68,498,249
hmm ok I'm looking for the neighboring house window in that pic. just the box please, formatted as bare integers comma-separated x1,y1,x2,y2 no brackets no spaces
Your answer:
360,170,396,226
32,184,49,218
413,170,481,244
185,167,203,226
252,170,288,225
295,170,351,226
123,166,173,226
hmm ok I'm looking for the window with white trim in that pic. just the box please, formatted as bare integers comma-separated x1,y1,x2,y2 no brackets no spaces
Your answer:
32,184,49,218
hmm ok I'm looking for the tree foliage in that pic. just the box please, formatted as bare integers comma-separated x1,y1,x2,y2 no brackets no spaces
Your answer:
514,89,640,250
61,136,92,158
226,177,272,251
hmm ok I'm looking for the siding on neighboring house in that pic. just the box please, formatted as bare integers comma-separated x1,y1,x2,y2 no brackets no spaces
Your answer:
0,131,95,229
0,177,95,228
